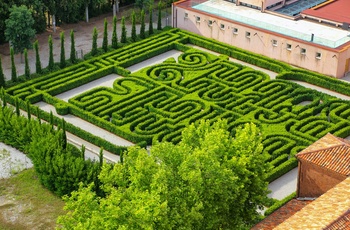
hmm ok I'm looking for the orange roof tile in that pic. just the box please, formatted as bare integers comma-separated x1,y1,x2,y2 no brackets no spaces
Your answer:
273,177,350,229
296,133,350,176
324,209,350,230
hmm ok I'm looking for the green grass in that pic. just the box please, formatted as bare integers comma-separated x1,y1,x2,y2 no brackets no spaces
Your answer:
0,168,66,230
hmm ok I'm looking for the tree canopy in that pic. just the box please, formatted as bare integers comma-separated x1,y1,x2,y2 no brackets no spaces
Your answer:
5,5,36,54
58,120,271,229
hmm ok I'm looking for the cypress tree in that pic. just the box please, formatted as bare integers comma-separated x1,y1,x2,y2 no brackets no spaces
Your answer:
1,87,6,108
121,17,127,43
61,118,67,149
92,27,98,56
15,97,20,116
157,1,162,30
140,10,146,39
24,49,30,79
48,35,54,70
149,6,154,35
26,100,31,120
70,30,76,63
102,18,108,52
34,40,42,74
112,16,118,49
0,56,5,87
99,148,104,167
49,111,54,126
81,145,85,159
60,32,66,68
36,106,41,124
131,11,137,42
10,47,17,82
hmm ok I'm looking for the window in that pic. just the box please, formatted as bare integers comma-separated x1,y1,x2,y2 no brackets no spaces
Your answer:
246,31,251,38
208,20,213,26
300,48,306,55
196,16,201,22
316,52,322,60
233,28,238,34
184,13,188,18
220,24,225,30
272,39,278,47
286,43,292,51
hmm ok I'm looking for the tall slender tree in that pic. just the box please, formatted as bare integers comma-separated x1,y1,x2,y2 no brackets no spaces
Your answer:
149,6,154,35
121,17,127,43
60,32,66,68
112,16,118,49
26,100,31,120
91,27,98,56
157,1,162,30
10,47,17,82
70,30,76,63
131,11,137,42
33,40,42,74
15,97,20,116
102,19,108,52
140,10,146,39
24,49,30,79
0,56,5,87
48,35,54,70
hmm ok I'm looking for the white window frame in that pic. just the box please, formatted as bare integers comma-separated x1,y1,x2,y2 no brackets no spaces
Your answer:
316,52,322,60
220,23,225,30
300,48,306,55
184,13,188,18
208,20,213,26
286,43,292,51
196,16,201,22
272,39,278,47
246,31,251,38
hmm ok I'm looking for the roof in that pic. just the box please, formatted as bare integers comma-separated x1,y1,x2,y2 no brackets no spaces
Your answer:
324,209,350,230
273,177,350,229
302,0,350,25
296,133,350,176
251,199,312,230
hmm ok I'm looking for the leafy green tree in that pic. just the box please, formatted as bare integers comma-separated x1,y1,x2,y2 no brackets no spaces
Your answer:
157,1,162,30
140,9,145,39
111,16,118,49
24,48,30,78
102,18,108,52
26,100,31,120
60,32,66,68
0,56,5,87
91,27,98,56
149,6,153,35
10,47,17,82
121,16,127,43
58,120,271,229
70,30,76,63
131,11,137,42
48,35,54,70
5,5,36,62
33,40,42,74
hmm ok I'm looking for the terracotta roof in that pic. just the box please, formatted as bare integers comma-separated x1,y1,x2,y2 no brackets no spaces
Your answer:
251,199,312,230
296,133,350,176
324,209,350,230
273,177,350,229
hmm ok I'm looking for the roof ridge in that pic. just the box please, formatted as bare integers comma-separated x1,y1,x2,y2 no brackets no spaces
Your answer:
296,142,347,157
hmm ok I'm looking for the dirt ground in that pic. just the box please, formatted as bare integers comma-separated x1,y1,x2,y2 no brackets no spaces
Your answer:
0,8,171,81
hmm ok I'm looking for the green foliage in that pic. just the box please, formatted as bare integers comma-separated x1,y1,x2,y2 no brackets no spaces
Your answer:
131,11,137,42
24,49,30,79
91,27,98,56
102,18,108,52
5,5,36,54
140,10,146,39
10,47,17,82
0,56,5,87
48,35,54,70
264,192,296,216
60,32,66,68
149,6,153,35
121,17,127,43
34,40,42,74
58,120,270,229
70,30,76,64
111,16,118,49
157,1,162,30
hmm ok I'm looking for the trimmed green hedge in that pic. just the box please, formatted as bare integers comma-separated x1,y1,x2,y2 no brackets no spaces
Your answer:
264,192,296,216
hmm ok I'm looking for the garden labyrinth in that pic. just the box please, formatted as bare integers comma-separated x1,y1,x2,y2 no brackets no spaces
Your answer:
5,29,350,180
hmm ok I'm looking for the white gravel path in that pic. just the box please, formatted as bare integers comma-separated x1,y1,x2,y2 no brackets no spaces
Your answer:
268,167,298,200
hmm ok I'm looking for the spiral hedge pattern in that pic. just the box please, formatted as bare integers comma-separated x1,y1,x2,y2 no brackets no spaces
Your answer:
5,28,350,181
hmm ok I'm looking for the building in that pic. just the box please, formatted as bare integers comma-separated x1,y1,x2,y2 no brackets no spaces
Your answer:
172,0,350,78
252,133,350,229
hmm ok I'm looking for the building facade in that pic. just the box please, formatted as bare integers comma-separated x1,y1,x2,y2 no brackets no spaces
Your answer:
172,0,350,78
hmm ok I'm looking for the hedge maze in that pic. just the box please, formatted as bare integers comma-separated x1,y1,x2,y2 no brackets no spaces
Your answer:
5,28,350,181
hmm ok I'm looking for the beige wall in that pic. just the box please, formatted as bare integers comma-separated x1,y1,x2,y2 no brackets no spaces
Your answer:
174,7,350,78
297,160,346,198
